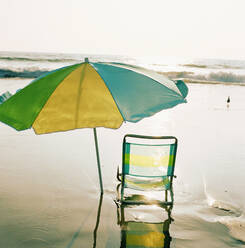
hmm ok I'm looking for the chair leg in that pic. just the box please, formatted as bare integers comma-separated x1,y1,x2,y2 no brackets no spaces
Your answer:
116,203,121,225
170,187,174,204
120,205,125,225
165,190,168,202
121,182,125,202
116,183,121,202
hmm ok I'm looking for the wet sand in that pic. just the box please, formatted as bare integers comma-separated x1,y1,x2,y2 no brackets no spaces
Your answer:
1,80,245,247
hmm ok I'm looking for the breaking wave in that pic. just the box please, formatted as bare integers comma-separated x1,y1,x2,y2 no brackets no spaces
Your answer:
218,215,245,243
1,52,245,84
2,67,245,84
207,198,242,217
0,68,50,79
202,175,245,243
162,71,245,83
181,63,245,70
0,55,79,63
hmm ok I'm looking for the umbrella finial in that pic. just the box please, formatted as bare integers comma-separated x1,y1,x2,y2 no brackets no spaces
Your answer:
85,57,89,63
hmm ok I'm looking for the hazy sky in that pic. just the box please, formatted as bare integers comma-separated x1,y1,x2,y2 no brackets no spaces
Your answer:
1,0,245,59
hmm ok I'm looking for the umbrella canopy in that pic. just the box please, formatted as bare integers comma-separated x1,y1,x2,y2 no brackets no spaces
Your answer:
0,58,188,193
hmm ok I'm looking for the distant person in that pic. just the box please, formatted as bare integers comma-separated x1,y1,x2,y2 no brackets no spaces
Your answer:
227,96,230,108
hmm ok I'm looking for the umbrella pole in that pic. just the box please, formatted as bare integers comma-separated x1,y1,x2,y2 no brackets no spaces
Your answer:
93,128,104,194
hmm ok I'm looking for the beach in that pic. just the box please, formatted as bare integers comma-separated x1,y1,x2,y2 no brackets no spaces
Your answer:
1,0,245,243
1,76,245,247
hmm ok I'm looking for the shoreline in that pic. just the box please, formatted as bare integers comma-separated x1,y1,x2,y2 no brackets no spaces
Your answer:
1,77,245,87
181,78,245,86
157,71,245,86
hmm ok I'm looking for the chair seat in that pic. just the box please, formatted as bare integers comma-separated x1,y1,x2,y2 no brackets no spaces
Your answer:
124,175,170,191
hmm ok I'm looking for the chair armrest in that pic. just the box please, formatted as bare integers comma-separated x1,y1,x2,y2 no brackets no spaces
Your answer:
167,175,177,178
117,166,122,182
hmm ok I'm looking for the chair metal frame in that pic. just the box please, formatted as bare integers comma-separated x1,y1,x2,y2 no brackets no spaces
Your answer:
117,134,178,205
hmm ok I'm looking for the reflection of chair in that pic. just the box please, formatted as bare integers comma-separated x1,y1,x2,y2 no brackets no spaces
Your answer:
117,134,178,205
116,203,173,248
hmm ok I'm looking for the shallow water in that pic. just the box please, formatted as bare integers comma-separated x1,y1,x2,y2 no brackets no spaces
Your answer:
0,79,245,247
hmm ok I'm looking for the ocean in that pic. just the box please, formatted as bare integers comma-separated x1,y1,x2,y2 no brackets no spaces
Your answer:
0,51,245,247
1,51,245,86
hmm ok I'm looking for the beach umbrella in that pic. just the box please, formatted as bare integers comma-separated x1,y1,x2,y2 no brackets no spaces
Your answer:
0,58,188,193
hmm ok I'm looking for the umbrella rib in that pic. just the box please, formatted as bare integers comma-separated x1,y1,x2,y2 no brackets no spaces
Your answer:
89,63,126,122
97,62,183,96
75,64,86,128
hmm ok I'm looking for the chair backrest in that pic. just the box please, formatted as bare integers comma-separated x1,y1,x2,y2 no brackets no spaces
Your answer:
122,135,178,179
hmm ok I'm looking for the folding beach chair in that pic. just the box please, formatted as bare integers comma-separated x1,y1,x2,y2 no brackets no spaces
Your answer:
117,134,178,205
117,204,173,248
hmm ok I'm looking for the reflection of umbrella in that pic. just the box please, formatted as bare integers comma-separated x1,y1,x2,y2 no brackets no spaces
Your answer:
0,58,188,193
65,193,103,248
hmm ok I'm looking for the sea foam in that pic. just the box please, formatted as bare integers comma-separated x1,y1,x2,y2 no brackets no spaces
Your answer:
1,52,245,85
217,215,245,243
